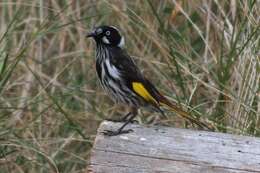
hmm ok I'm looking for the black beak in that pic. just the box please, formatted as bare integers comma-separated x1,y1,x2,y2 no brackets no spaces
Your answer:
86,31,95,38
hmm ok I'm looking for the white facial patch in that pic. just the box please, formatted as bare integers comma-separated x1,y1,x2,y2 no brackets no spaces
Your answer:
118,36,125,48
105,59,120,79
102,36,110,44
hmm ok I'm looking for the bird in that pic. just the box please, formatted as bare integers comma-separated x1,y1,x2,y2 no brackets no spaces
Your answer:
87,25,211,136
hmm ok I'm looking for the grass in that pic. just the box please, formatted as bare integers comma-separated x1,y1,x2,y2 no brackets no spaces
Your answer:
0,0,259,172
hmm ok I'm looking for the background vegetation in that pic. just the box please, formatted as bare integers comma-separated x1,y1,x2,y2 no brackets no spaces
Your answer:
0,0,259,172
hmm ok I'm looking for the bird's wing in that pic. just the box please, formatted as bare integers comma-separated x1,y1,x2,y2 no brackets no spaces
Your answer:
109,48,142,79
110,47,163,106
110,48,213,130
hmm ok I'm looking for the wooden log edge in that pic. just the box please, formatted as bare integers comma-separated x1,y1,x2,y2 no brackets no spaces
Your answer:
88,121,260,173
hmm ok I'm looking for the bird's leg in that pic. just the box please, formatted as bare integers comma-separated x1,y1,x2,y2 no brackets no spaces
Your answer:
105,112,132,122
120,111,138,123
121,112,133,121
103,108,138,136
103,113,136,136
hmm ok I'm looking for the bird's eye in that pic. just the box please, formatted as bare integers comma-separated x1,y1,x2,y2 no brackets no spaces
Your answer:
106,31,110,36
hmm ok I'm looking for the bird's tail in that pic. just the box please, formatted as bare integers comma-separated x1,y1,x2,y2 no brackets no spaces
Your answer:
158,96,213,130
131,80,214,130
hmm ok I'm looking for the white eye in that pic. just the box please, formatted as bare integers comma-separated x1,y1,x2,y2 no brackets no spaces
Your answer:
106,31,110,36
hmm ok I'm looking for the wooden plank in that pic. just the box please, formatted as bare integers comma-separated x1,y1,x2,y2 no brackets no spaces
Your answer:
89,121,260,173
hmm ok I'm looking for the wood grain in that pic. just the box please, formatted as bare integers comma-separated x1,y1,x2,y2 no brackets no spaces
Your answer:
89,121,260,173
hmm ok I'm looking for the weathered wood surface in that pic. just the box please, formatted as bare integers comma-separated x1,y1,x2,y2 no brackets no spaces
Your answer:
89,121,260,173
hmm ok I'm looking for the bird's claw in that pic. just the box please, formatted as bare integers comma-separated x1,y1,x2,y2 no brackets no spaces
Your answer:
105,118,124,122
105,118,137,123
102,129,133,136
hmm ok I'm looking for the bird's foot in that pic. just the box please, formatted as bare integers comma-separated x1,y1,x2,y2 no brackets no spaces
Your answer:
105,118,137,123
105,118,123,122
102,129,133,136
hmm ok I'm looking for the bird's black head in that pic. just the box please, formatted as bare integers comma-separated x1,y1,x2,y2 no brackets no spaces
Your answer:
86,25,125,48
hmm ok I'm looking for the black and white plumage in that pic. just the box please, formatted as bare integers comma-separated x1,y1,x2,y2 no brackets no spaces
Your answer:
88,26,156,108
87,25,212,136
95,43,143,107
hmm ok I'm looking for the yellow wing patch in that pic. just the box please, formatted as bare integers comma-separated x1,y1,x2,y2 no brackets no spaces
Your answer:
132,82,157,103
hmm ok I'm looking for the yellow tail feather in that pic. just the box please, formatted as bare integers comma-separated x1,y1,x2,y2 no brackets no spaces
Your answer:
160,102,213,130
